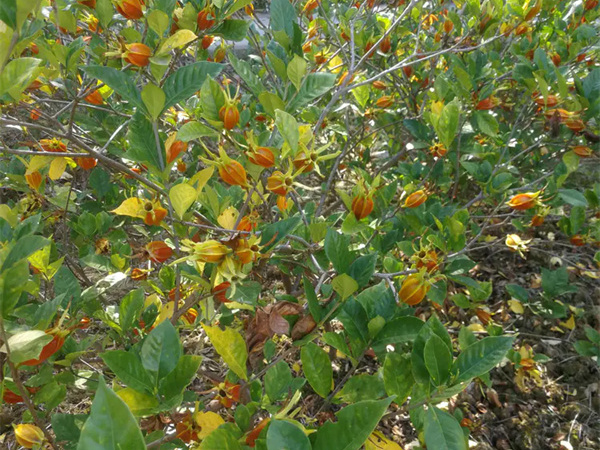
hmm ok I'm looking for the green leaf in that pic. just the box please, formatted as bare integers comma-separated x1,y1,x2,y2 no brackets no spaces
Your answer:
200,427,243,450
77,378,146,450
169,183,197,218
83,66,145,111
229,54,265,97
126,112,165,170
141,320,182,383
213,19,249,41
4,330,53,365
424,406,467,450
0,260,29,318
270,0,296,38
158,355,202,405
435,100,460,148
0,0,17,29
452,336,513,384
52,413,88,444
147,10,170,36
371,317,424,350
559,189,588,207
202,324,248,380
301,342,332,398
424,334,453,386
304,276,322,322
334,373,386,403
313,398,393,450
156,29,197,56
0,57,42,99
101,350,155,394
348,254,377,287
332,273,358,301
119,289,145,334
95,0,113,27
267,420,311,450
324,229,352,274
177,120,219,141
265,360,293,401
259,91,286,117
383,353,414,405
475,111,499,136
201,76,226,122
141,84,165,120
288,73,337,111
259,217,301,250
162,62,223,113
275,109,299,152
287,55,307,91
116,388,159,416
1,235,49,272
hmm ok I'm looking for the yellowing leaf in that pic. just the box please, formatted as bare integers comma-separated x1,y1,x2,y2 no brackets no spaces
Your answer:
116,387,159,416
189,167,214,194
218,206,238,229
508,299,524,314
194,412,225,439
328,55,343,73
0,204,17,227
169,183,197,218
27,155,51,174
156,300,175,325
48,157,67,180
559,315,575,331
202,324,248,380
366,431,403,450
156,29,197,56
111,197,145,218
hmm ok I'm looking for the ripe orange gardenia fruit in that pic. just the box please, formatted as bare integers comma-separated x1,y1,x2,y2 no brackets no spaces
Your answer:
351,192,374,220
507,191,541,210
166,140,187,164
219,84,241,130
40,138,67,153
14,424,45,449
372,80,387,90
247,146,275,168
572,145,593,157
533,94,559,107
197,6,216,30
475,96,498,110
403,189,428,208
85,89,103,105
399,273,431,305
530,214,545,227
267,170,295,196
212,281,231,303
124,43,152,67
379,36,391,53
376,95,394,108
201,35,214,49
115,0,144,19
76,157,98,170
146,241,173,263
414,249,440,273
570,235,585,246
21,332,66,366
143,200,168,226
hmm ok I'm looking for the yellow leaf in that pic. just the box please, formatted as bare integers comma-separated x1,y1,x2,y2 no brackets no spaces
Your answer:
111,197,145,219
189,167,214,194
431,100,444,117
467,323,486,333
218,206,238,229
155,300,175,325
366,431,403,450
559,315,575,330
27,155,51,174
202,324,248,380
194,412,225,440
508,299,524,314
169,183,197,218
48,157,67,180
328,55,343,73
